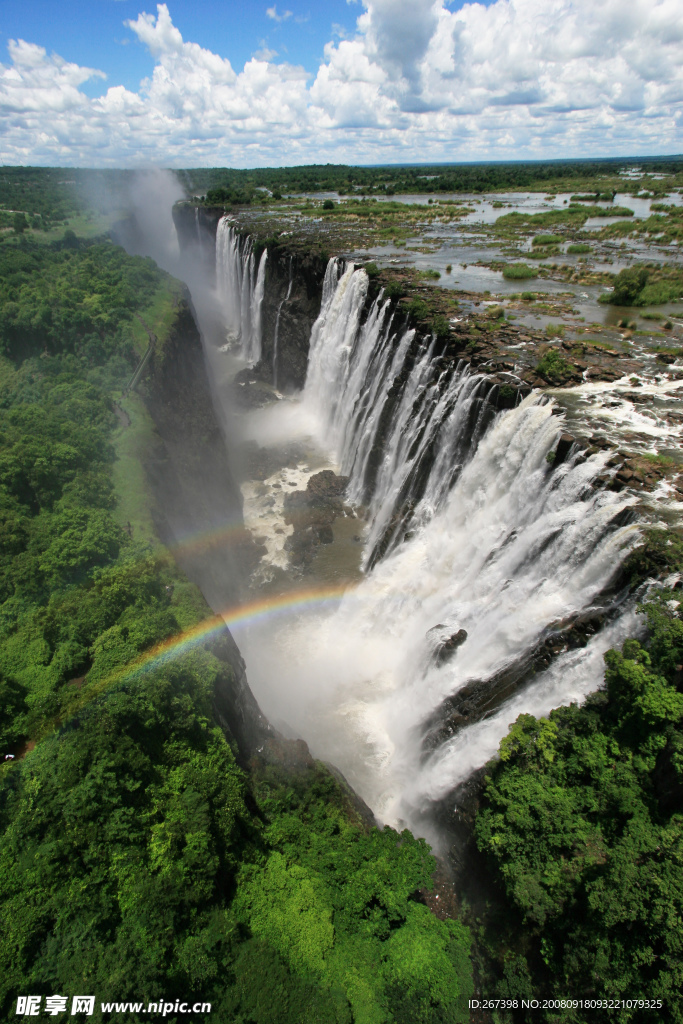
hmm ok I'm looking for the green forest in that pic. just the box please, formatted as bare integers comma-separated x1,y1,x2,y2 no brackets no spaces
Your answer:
0,225,473,1023
475,585,683,1022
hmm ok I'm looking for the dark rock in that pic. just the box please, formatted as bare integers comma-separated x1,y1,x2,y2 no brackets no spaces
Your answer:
427,625,468,665
554,432,575,466
307,469,349,498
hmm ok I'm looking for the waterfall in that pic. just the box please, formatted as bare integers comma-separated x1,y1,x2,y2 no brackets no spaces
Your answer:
240,255,643,834
215,215,267,362
273,257,293,389
303,260,495,565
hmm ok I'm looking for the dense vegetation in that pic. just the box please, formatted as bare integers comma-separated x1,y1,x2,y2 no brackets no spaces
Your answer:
181,156,683,200
0,167,139,231
600,266,683,307
475,593,683,1022
0,224,473,1022
1,655,473,1023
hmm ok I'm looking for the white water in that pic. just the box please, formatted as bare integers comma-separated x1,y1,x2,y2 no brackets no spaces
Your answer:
240,392,640,827
222,255,644,835
303,261,505,563
273,257,293,389
215,216,267,363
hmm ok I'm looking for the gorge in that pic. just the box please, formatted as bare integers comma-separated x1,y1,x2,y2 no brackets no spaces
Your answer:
2,163,683,1021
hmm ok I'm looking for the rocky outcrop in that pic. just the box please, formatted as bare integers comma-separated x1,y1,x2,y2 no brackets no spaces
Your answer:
284,470,352,567
421,609,608,758
427,625,469,665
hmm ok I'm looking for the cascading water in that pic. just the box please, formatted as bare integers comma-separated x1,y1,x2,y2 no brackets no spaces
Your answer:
303,260,498,564
238,257,643,838
273,257,293,389
215,215,267,362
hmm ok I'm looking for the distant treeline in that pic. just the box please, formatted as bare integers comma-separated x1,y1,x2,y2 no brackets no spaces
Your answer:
182,156,683,201
2,157,682,226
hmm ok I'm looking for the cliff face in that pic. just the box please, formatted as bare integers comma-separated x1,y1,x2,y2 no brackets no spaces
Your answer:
171,203,224,282
139,293,272,756
259,247,328,391
172,202,328,391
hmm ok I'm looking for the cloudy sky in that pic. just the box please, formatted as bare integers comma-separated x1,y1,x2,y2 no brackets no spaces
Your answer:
0,0,682,167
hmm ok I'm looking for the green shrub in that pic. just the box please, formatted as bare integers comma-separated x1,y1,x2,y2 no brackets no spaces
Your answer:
521,291,536,300
535,348,572,380
600,267,683,307
419,269,441,280
364,261,380,278
567,243,591,254
406,298,429,320
385,281,405,300
601,266,649,305
638,280,682,305
545,323,565,338
532,234,562,246
503,264,538,280
432,314,451,339
322,199,335,211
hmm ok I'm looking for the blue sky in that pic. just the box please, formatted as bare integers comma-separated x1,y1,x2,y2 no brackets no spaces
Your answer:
0,0,363,95
0,0,681,167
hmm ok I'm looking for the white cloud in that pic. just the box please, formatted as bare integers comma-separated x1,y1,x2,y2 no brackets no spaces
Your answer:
266,6,292,22
0,0,681,166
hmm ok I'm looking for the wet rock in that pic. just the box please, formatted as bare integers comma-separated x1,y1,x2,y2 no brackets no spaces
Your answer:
307,470,349,498
427,625,468,665
283,470,350,567
554,432,575,466
421,609,608,755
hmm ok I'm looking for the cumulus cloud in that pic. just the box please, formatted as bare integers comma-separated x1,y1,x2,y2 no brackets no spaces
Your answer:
0,0,681,166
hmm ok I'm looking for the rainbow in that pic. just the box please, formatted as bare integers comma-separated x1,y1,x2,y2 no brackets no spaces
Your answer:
110,583,354,687
166,517,254,560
